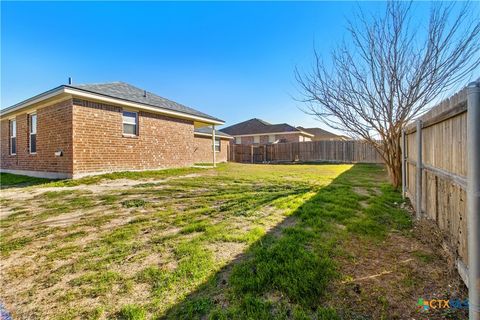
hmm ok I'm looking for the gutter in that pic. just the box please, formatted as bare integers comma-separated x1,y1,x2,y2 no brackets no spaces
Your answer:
194,132,234,139
1,85,224,125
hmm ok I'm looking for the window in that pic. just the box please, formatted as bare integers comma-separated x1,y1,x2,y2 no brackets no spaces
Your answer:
268,135,275,143
29,114,37,154
9,119,16,155
299,136,304,142
214,138,221,152
235,137,242,144
122,111,138,135
253,136,260,144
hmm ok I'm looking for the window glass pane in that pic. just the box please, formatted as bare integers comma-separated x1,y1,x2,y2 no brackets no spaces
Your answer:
235,137,241,144
11,137,16,154
123,111,137,124
214,138,220,151
30,114,37,134
10,120,16,137
268,135,275,143
30,134,37,153
254,136,260,144
123,123,137,135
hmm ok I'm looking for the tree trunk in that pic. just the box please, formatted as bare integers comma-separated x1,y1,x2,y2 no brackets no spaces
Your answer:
377,134,403,189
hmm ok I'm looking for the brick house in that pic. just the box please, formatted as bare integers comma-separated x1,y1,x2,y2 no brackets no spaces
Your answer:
0,82,230,179
221,118,314,145
194,127,232,163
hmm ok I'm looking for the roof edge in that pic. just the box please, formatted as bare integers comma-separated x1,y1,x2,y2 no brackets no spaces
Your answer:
194,132,234,139
1,85,224,125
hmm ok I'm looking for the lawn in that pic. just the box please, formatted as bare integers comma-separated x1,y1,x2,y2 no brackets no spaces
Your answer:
0,163,466,319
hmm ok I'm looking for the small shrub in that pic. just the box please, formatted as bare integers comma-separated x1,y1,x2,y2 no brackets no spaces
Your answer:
121,199,147,208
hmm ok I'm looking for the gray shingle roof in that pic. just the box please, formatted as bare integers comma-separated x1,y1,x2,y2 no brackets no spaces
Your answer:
67,82,223,122
221,118,302,136
194,127,232,138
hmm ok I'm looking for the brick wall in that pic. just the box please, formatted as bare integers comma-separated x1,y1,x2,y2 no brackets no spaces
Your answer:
0,99,73,177
193,135,229,163
72,99,195,176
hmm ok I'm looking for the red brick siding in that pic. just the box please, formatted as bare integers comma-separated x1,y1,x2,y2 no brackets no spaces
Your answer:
0,99,73,175
72,99,195,175
274,133,302,143
193,135,229,163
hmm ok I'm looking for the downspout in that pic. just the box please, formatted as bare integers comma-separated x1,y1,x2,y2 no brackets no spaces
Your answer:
467,80,480,320
212,125,216,168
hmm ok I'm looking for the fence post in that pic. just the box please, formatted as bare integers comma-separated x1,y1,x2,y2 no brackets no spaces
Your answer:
401,129,406,198
416,120,422,219
467,80,480,320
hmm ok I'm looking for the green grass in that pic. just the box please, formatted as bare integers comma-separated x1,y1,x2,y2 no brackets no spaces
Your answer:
45,166,204,187
116,304,147,320
0,163,421,319
0,172,51,188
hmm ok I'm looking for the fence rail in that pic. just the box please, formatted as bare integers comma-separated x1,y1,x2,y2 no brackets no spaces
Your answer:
230,140,383,164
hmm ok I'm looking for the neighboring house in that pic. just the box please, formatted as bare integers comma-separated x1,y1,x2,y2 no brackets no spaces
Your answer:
296,126,350,141
193,127,232,163
0,81,226,179
221,118,314,145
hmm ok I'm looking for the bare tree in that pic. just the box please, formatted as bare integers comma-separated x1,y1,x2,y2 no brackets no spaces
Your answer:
296,1,480,188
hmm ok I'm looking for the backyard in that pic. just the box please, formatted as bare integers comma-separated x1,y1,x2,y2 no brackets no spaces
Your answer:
0,163,467,319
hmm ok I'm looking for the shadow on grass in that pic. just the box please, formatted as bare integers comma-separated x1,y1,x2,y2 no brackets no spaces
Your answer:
157,164,410,319
0,173,54,189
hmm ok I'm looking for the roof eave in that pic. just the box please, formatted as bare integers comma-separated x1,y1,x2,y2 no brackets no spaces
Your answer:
0,86,67,118
64,87,224,125
1,86,224,125
194,132,234,139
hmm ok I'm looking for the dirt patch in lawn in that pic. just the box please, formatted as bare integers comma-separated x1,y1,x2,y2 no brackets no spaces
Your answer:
0,173,202,206
331,228,468,320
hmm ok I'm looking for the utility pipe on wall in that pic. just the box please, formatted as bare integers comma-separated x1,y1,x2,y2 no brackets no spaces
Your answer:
467,80,480,320
212,125,216,168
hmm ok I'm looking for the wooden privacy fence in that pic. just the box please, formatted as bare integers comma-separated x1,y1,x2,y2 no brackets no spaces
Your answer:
402,81,480,291
230,140,383,164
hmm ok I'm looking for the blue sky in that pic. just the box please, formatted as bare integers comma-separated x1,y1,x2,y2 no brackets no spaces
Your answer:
0,1,473,131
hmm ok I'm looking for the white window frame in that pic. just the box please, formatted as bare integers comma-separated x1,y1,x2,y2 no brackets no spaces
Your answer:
29,113,37,154
235,137,242,144
122,110,138,136
268,135,275,143
214,137,221,152
10,119,16,155
253,135,260,144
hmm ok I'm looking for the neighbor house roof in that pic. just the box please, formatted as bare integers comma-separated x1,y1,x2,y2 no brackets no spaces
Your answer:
194,127,233,139
296,127,350,140
221,118,313,137
1,82,224,125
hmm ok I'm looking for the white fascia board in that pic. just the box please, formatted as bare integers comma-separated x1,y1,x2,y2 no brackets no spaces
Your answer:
0,87,66,118
65,88,224,125
194,132,234,139
1,86,224,126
